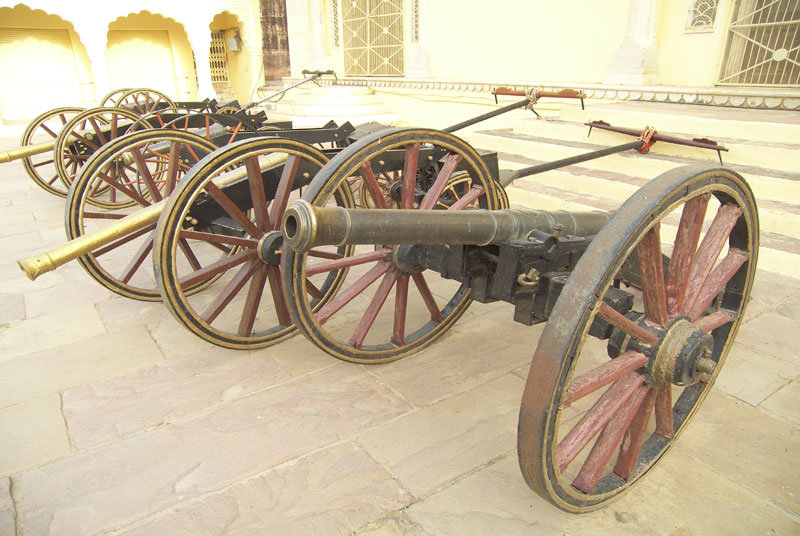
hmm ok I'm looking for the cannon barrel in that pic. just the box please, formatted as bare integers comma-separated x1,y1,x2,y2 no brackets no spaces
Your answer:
0,140,56,163
282,199,612,253
17,152,289,280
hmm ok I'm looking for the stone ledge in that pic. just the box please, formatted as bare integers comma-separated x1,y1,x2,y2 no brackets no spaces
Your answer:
278,77,800,110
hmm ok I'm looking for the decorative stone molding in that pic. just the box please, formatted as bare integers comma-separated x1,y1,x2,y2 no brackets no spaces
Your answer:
278,76,800,110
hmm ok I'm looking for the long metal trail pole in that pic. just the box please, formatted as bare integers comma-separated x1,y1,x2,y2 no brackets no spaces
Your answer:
443,98,531,134
244,74,323,110
502,140,645,186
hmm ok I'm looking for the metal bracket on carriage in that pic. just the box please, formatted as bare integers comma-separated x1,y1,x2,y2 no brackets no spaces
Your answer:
586,120,729,164
492,87,587,117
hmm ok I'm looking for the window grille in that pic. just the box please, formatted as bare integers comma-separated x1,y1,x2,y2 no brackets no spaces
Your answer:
342,0,404,76
718,0,800,86
686,0,720,32
209,31,228,83
332,0,341,46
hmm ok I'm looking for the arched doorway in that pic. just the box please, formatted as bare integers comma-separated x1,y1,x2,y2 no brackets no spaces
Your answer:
106,11,197,100
0,4,90,120
209,11,246,103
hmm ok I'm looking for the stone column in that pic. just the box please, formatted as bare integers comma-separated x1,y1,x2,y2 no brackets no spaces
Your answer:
603,0,662,86
186,27,215,100
407,0,430,78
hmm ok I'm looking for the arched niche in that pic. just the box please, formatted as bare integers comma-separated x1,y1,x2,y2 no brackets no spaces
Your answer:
0,4,92,120
106,10,198,100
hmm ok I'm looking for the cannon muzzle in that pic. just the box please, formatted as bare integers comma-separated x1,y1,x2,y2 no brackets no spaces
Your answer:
0,140,56,163
17,152,289,280
282,200,612,253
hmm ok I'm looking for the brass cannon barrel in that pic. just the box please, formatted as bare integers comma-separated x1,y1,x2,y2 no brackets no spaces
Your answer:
0,140,55,163
17,153,289,280
282,199,612,253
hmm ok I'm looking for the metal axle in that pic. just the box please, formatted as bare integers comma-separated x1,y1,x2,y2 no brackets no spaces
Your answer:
282,199,612,253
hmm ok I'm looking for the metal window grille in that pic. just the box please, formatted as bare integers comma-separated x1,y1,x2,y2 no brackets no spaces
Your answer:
332,0,340,47
686,0,720,32
718,0,800,86
209,31,229,83
413,0,420,42
342,0,404,76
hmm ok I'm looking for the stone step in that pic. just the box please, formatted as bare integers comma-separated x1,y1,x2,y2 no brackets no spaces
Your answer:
265,85,399,129
512,116,800,173
560,100,800,145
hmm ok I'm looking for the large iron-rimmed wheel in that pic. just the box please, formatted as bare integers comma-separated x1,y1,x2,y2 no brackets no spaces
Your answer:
282,127,506,364
98,87,132,107
518,165,758,512
20,106,85,197
154,138,335,349
54,107,145,191
116,88,176,115
65,129,219,301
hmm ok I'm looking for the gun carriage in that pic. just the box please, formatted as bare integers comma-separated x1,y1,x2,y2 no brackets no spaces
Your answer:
13,87,756,512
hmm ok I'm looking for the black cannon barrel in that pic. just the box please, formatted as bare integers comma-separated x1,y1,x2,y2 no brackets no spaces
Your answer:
282,200,611,253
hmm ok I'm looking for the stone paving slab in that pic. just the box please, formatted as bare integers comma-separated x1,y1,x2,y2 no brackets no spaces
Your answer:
1,123,799,536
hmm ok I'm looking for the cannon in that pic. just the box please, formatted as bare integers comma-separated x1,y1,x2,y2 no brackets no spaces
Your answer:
275,127,757,512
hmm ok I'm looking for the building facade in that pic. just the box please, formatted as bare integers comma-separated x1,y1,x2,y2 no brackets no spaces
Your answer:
285,0,799,108
0,0,275,121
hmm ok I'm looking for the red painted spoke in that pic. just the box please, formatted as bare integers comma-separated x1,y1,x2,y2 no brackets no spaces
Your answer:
447,186,485,211
557,372,645,472
637,225,668,327
205,182,262,238
654,386,674,439
596,303,659,346
266,265,292,327
561,350,649,408
71,130,100,150
411,272,444,323
400,143,419,209
239,265,269,335
392,275,410,346
349,271,398,348
201,260,258,324
684,249,748,321
83,211,127,220
306,249,391,277
178,229,258,248
227,122,243,144
572,385,650,492
177,238,203,271
32,159,55,168
245,155,270,231
130,147,162,202
665,194,710,316
179,249,257,288
41,124,58,137
419,153,463,210
305,278,324,300
680,204,742,313
204,114,211,140
164,141,181,195
307,249,344,260
360,161,389,209
269,155,301,230
93,223,156,257
185,144,201,163
119,233,154,283
111,113,119,139
614,387,658,480
88,117,108,144
315,262,389,325
695,309,735,332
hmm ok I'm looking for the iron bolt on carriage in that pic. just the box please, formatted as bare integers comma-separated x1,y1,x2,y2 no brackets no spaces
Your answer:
14,87,757,512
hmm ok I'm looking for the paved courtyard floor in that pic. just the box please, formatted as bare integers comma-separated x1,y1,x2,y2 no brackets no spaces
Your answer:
0,126,798,535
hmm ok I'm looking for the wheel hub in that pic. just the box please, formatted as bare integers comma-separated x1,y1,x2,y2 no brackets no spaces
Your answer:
257,231,283,265
392,244,425,273
647,317,715,387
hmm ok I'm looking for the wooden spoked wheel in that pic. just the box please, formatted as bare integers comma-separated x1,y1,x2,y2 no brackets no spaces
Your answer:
98,87,132,107
54,107,145,191
154,138,334,349
20,106,85,197
517,165,758,512
116,88,176,115
65,129,219,301
282,127,506,364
